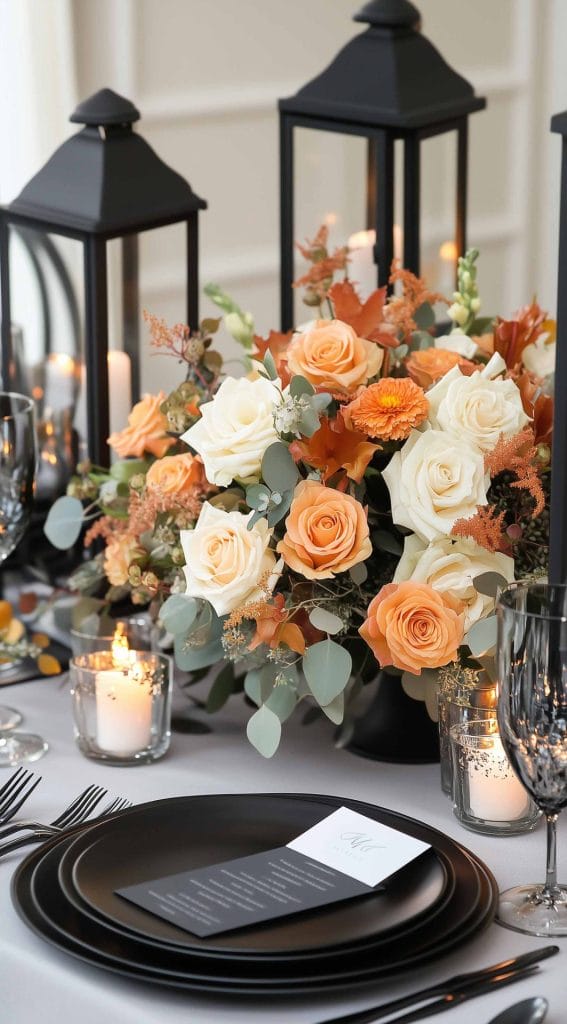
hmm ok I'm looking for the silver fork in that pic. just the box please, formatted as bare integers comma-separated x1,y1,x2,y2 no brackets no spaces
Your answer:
0,783,107,839
0,794,132,858
0,767,41,824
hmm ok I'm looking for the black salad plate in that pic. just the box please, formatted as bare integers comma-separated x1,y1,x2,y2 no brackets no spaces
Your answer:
11,793,498,995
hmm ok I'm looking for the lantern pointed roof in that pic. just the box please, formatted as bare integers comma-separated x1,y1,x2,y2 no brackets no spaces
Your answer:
6,89,206,237
279,0,485,130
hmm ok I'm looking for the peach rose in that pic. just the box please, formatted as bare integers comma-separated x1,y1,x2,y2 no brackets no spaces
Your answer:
359,581,464,675
406,348,475,389
145,453,204,496
104,534,142,587
286,319,383,396
277,480,371,580
108,392,173,459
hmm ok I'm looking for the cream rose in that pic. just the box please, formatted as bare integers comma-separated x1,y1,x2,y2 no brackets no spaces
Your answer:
434,333,478,359
383,429,489,542
286,318,382,395
181,376,280,486
180,502,276,617
426,352,530,452
393,534,514,632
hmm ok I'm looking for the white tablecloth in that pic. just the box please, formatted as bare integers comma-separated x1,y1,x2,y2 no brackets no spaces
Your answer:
1,674,565,1024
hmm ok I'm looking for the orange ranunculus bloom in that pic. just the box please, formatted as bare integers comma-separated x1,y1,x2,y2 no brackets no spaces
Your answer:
108,392,174,459
359,582,464,675
248,595,306,655
277,480,371,580
290,413,380,484
145,452,205,496
344,378,428,441
405,348,475,389
286,319,383,396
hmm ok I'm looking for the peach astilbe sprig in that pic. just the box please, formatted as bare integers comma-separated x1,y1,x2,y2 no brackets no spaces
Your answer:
484,427,546,517
293,225,349,305
451,506,507,553
344,378,429,441
386,260,448,339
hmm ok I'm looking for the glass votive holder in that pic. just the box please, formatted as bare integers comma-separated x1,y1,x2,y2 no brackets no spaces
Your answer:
70,614,164,658
439,679,497,795
450,719,540,836
70,651,172,765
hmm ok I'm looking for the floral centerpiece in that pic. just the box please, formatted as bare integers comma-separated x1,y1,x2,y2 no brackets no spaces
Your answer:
46,231,554,756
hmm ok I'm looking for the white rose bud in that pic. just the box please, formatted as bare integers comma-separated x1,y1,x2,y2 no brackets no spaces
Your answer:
180,503,276,617
181,375,280,486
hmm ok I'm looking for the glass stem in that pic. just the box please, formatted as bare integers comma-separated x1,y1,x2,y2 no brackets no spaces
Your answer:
544,813,559,897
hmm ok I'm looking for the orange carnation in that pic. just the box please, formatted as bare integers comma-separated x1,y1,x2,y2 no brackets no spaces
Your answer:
277,480,371,580
406,348,475,389
108,392,173,459
145,453,204,496
360,582,464,675
344,378,428,441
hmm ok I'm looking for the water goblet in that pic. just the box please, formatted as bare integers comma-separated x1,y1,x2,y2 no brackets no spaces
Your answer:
0,392,48,765
497,581,567,935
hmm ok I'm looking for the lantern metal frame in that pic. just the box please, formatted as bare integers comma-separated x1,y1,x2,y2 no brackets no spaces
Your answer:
279,0,485,330
0,88,206,467
549,110,567,582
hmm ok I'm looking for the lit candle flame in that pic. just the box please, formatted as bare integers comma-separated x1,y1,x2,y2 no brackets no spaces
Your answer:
439,240,458,263
348,229,376,250
111,624,131,671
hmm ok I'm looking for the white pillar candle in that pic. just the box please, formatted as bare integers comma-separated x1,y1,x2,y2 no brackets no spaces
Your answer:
438,240,458,298
45,353,77,413
95,668,152,756
347,230,377,300
468,736,530,822
108,350,132,436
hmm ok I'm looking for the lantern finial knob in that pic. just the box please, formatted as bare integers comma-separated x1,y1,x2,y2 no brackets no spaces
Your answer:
70,88,141,127
354,0,421,29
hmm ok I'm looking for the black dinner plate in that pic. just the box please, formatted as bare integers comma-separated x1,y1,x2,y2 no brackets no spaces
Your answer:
60,793,451,958
11,794,498,994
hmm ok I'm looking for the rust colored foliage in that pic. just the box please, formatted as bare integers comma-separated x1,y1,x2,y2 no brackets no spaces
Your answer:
485,428,546,517
451,506,507,553
387,261,448,339
515,371,553,446
328,281,398,347
253,330,293,387
293,225,349,301
246,595,306,655
494,301,552,370
290,413,380,484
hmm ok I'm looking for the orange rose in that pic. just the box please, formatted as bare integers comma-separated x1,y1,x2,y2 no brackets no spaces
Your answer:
145,453,204,496
359,582,464,675
108,392,173,459
104,534,142,587
277,480,371,580
406,348,475,389
287,319,383,396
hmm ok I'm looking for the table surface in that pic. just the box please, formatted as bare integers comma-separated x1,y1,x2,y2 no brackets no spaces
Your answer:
1,673,565,1024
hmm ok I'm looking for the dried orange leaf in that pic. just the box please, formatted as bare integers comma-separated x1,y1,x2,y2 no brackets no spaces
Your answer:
37,654,62,676
31,632,50,649
0,600,13,631
19,592,38,614
4,619,25,643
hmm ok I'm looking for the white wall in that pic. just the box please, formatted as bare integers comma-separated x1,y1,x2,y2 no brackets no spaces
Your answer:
3,0,567,395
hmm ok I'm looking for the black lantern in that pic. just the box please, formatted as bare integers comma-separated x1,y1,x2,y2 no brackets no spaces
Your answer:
0,88,207,467
549,110,567,582
279,0,486,329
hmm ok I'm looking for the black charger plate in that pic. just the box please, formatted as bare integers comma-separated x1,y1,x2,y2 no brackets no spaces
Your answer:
11,794,498,994
59,793,451,958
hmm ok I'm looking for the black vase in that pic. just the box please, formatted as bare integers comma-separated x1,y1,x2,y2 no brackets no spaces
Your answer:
346,670,440,764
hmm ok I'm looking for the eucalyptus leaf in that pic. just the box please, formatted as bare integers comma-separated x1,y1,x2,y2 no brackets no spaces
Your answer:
308,607,344,635
473,572,509,599
174,634,224,672
373,530,403,556
261,442,299,493
246,484,271,511
110,459,148,483
303,639,352,705
290,375,314,398
246,705,282,758
44,496,84,550
265,683,297,722
321,692,344,725
263,349,278,380
349,562,368,585
464,615,498,657
310,392,332,413
206,663,236,713
70,596,106,630
297,406,321,438
159,594,199,636
247,510,266,530
469,316,494,336
266,488,293,527
244,668,263,707
414,302,435,330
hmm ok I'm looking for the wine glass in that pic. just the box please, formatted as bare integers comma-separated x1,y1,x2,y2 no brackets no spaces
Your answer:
0,391,48,765
497,581,567,935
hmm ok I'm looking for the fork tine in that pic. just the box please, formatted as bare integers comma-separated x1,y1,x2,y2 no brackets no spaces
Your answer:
60,787,107,828
0,766,27,801
0,775,42,822
50,784,104,828
0,770,41,820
